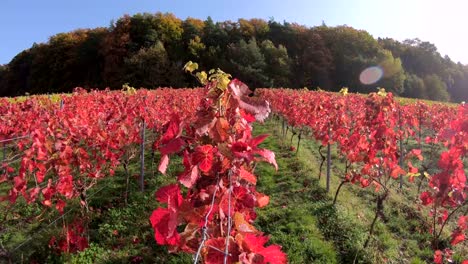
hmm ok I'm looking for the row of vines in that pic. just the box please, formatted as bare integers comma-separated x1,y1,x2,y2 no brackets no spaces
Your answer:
0,64,287,264
258,88,467,263
0,66,466,263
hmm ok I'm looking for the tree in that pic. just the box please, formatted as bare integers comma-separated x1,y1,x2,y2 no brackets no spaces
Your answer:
187,36,206,59
260,40,291,87
238,19,255,39
315,25,382,91
267,21,333,89
293,29,334,89
402,73,427,99
1,12,466,102
228,38,269,88
2,49,34,96
378,38,405,59
124,41,184,88
128,13,159,52
101,15,131,88
182,17,204,41
152,12,183,45
182,17,205,58
202,17,229,49
0,65,7,96
199,17,230,70
375,50,406,95
423,74,450,101
248,18,270,41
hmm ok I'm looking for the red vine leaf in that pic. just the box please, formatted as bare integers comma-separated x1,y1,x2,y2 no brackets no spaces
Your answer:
239,167,257,185
450,231,464,245
155,184,182,209
212,117,230,142
158,155,169,175
255,192,269,208
254,149,278,170
249,134,269,148
149,208,180,246
204,237,239,264
420,192,433,206
161,115,182,144
159,138,185,156
234,212,257,233
192,145,215,173
390,166,405,179
178,166,199,188
240,234,287,264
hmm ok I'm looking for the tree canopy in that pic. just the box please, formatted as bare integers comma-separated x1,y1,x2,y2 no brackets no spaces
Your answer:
1,12,466,102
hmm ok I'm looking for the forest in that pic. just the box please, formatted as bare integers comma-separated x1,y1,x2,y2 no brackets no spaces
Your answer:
0,12,467,102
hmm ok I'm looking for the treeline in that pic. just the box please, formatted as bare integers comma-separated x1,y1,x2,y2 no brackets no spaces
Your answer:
0,13,467,102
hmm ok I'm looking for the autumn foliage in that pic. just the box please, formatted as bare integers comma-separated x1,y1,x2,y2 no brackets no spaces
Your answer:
259,88,466,263
150,63,286,263
0,70,466,263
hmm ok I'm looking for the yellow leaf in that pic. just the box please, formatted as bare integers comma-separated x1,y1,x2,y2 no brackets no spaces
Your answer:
183,61,198,73
196,71,208,85
339,87,348,96
377,87,387,97
218,76,230,90
407,172,420,178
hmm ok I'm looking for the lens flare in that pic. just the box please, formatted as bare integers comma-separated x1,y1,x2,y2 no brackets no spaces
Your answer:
359,66,383,85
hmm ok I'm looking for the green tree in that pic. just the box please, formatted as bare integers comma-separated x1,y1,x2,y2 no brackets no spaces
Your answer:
187,36,206,59
1,12,466,102
402,73,427,99
128,13,159,52
3,48,34,96
152,12,183,45
260,40,291,87
0,65,7,95
124,41,185,88
423,74,450,101
375,50,406,95
400,39,444,77
228,38,269,88
315,25,380,91
101,15,131,88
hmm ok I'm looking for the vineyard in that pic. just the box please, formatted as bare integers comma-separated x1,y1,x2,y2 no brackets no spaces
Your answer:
0,67,467,263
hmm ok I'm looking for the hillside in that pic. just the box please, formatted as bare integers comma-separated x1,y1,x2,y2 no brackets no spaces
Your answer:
0,13,467,102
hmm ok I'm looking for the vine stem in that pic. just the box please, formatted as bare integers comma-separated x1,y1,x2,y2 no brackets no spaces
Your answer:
194,175,221,264
224,169,233,264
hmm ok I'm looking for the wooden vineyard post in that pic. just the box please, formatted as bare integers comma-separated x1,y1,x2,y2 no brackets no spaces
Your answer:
399,136,404,189
2,142,6,176
140,120,146,192
2,143,5,162
60,99,64,110
326,128,331,193
282,119,285,138
398,108,404,189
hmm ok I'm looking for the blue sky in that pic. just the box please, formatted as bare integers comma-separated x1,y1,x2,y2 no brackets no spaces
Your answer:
1,0,467,64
